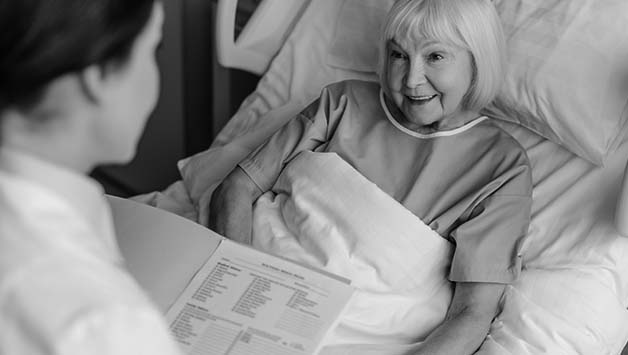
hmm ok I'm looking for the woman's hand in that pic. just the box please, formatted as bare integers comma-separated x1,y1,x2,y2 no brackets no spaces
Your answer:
208,166,263,244
414,281,504,355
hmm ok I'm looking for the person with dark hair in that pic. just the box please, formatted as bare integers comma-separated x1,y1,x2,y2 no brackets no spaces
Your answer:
0,1,183,354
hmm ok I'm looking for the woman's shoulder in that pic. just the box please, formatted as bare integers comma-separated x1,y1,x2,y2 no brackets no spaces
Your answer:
473,118,530,161
304,80,382,118
0,253,180,354
323,79,381,99
444,118,532,191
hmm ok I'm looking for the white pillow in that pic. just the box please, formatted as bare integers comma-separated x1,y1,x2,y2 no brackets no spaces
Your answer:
327,0,628,165
484,0,628,165
327,0,394,73
476,269,628,355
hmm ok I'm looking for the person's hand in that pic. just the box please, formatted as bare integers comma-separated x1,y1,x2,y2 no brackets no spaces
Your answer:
208,167,263,244
411,281,504,355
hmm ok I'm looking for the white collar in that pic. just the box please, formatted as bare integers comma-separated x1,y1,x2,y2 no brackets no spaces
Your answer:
379,89,488,138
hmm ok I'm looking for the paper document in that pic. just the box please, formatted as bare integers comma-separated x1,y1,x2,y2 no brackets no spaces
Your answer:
166,239,354,355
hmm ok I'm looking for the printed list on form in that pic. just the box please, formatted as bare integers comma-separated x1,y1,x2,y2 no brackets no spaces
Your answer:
166,240,354,355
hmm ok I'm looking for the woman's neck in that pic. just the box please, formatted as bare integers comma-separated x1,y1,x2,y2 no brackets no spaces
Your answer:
383,93,480,134
0,110,95,173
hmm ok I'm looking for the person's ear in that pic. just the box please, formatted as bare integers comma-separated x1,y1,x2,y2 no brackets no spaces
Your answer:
78,64,106,104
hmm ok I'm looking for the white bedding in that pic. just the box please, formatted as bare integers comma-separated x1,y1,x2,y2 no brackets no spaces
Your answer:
251,151,453,348
248,150,628,354
134,0,628,353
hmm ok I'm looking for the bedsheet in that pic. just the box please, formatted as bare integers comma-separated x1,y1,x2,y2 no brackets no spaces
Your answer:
133,0,628,353
252,151,453,348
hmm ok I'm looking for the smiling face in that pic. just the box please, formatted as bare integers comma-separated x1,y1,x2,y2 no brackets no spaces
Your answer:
384,36,477,132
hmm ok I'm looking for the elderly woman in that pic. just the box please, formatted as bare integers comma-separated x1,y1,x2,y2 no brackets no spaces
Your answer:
210,0,532,354
0,1,183,354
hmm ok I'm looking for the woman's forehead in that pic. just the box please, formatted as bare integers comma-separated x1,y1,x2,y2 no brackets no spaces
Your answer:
391,35,462,52
391,11,467,50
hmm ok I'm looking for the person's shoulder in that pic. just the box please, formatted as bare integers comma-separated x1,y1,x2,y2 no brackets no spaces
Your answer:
469,119,533,187
305,80,382,120
0,176,55,277
474,118,530,161
2,255,181,354
2,251,162,328
323,79,381,99
455,119,533,196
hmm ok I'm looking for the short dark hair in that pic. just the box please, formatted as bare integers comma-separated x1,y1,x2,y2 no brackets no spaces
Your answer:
0,0,155,112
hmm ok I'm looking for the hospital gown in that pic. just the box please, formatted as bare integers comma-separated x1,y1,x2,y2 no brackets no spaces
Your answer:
239,79,533,284
0,148,182,355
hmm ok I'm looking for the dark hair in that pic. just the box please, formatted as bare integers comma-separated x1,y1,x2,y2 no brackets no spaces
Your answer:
0,0,155,113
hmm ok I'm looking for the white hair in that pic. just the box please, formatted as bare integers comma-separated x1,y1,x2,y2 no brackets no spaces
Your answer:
379,0,506,111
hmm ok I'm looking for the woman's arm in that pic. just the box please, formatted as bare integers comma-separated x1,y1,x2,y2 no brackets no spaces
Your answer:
208,84,350,243
414,281,504,355
208,166,263,244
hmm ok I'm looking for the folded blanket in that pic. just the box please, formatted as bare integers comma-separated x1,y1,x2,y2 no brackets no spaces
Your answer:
250,151,454,347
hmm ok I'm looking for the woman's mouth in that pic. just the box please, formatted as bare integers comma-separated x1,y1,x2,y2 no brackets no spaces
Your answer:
405,94,437,104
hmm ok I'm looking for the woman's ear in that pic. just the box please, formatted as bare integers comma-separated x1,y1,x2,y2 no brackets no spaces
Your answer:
78,64,106,104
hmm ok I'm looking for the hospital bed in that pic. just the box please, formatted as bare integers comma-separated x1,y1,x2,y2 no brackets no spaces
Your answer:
120,0,628,353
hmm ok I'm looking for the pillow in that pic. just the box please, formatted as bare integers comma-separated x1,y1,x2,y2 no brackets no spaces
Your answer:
327,0,628,165
327,0,394,73
477,269,628,354
484,0,628,165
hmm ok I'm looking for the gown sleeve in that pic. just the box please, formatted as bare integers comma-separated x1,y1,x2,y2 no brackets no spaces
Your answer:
238,85,349,192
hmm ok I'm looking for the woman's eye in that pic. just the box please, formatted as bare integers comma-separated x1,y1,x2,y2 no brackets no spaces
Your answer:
427,53,444,62
390,50,407,60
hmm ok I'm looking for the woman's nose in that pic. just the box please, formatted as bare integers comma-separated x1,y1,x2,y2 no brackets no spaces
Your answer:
404,61,427,88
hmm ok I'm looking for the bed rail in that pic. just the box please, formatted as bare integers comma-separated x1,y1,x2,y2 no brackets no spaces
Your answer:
215,0,310,75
